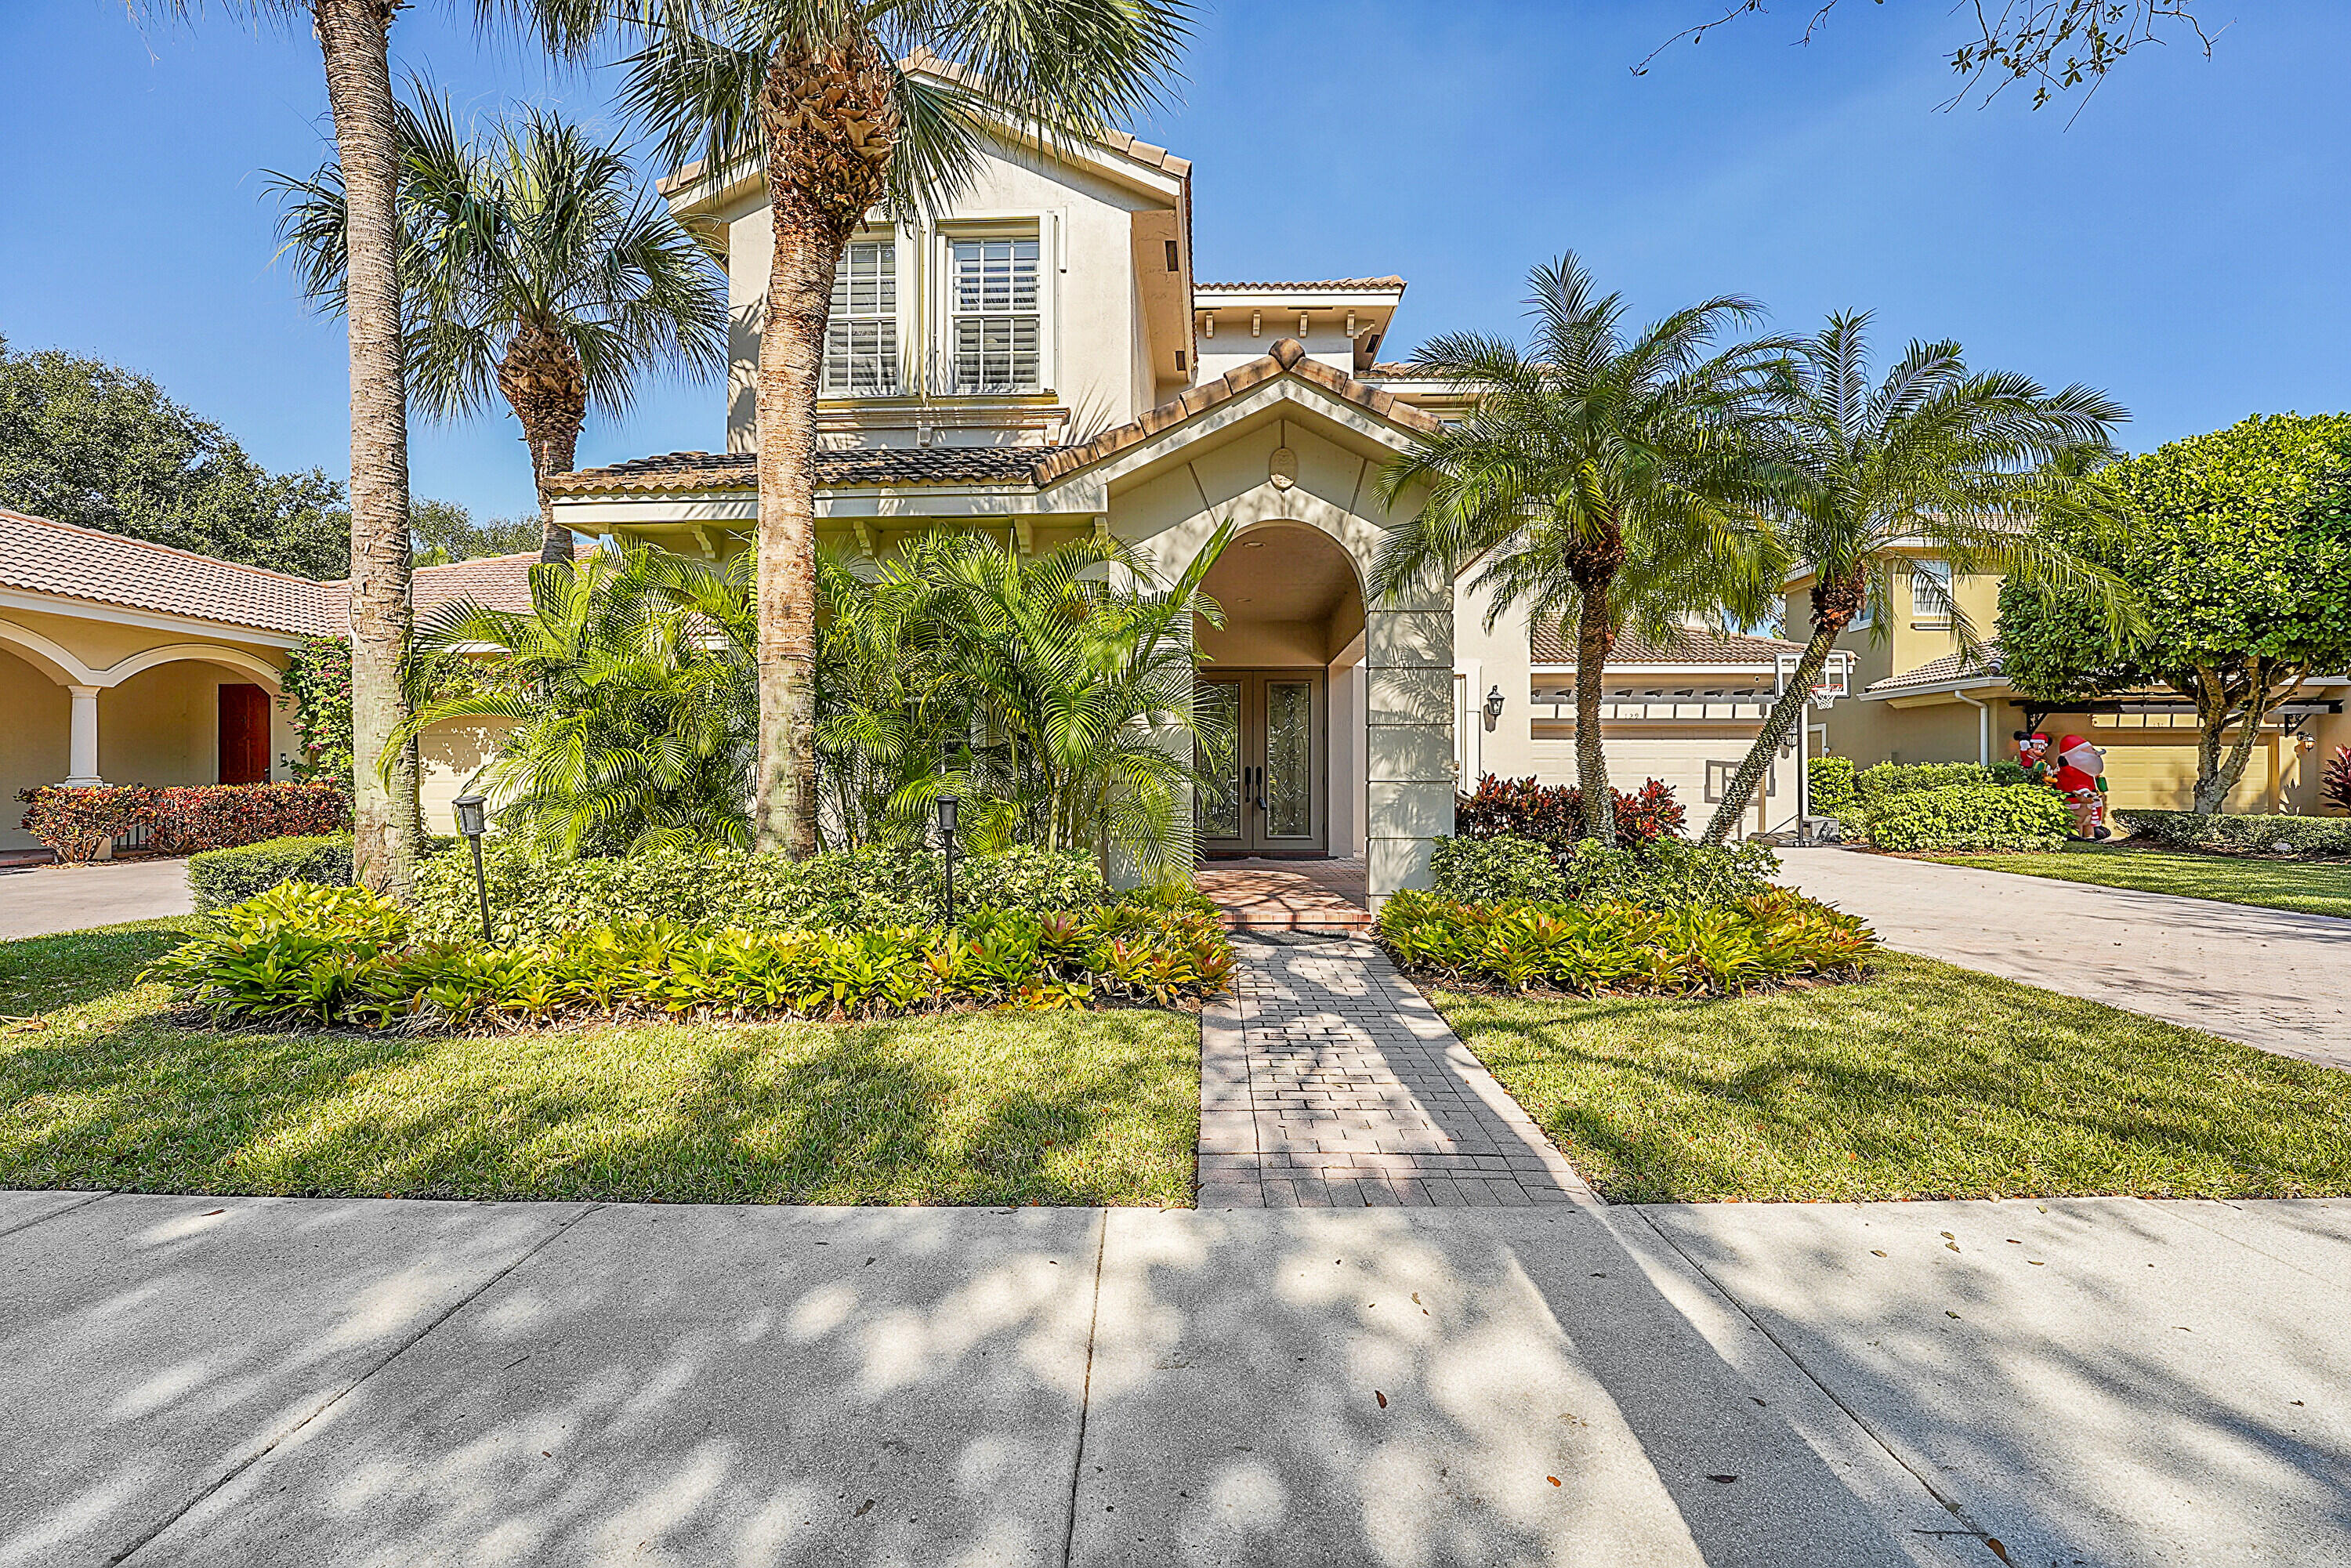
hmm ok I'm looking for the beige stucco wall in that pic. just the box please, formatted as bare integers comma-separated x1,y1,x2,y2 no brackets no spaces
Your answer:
1461,580,1800,837
418,717,517,838
717,130,1172,451
0,649,71,851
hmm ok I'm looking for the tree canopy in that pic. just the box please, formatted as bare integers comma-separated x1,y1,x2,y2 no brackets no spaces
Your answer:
2000,412,2351,809
0,335,349,577
411,498,545,564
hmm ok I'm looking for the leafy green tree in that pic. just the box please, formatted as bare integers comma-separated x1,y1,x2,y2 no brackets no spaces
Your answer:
0,336,347,575
389,546,757,855
2001,413,2351,813
616,0,1192,856
410,498,547,564
1371,254,1791,842
1697,312,2128,844
272,92,728,566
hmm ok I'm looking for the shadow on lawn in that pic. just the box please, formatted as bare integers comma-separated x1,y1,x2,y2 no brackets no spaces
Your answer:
1436,958,2351,1203
0,949,1197,1206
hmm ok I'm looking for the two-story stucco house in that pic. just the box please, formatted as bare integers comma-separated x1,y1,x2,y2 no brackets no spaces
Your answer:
545,74,1815,898
1788,548,2351,813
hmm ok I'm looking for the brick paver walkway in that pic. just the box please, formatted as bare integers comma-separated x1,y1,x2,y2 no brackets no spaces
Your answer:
1195,857,1371,935
1196,936,1595,1207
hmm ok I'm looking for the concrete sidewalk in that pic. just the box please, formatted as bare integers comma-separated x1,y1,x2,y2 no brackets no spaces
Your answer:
1777,848,2351,1070
0,857,192,940
5,1191,2346,1566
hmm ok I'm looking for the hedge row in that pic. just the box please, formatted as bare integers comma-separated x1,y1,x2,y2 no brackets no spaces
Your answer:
1865,784,2072,853
148,882,1237,1029
16,781,350,863
1454,774,1686,849
1377,887,1875,995
1430,834,1780,911
188,835,353,910
2122,810,2351,857
406,841,1118,942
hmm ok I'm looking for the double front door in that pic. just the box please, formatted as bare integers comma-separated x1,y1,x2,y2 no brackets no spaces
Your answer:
1196,670,1325,856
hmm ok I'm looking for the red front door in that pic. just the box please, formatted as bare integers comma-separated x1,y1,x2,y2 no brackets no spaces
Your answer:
219,683,270,784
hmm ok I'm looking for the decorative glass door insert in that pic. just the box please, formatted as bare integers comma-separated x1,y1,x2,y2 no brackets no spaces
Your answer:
1194,671,1324,854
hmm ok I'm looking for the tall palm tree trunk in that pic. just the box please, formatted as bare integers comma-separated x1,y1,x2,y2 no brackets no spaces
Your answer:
1701,630,1834,845
499,324,588,563
750,41,897,856
315,0,417,894
1702,568,1864,845
1570,579,1617,844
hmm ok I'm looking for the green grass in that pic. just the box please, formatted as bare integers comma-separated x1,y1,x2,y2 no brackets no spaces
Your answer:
1431,953,2351,1203
0,918,1197,1206
1932,842,2351,919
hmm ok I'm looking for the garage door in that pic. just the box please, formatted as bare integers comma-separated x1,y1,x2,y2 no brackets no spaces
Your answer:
2100,736,2276,813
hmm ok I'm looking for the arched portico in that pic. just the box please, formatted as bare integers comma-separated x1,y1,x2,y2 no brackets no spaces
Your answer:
1194,520,1370,858
0,619,291,806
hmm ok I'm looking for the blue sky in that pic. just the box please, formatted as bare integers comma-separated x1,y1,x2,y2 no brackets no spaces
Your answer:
4,1,2346,527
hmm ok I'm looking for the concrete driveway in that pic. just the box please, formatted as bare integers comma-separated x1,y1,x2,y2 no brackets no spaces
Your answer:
5,1190,2346,1566
0,858,192,940
1777,848,2351,1070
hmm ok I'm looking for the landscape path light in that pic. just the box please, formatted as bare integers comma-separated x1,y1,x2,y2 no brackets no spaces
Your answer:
451,792,493,944
936,794,960,929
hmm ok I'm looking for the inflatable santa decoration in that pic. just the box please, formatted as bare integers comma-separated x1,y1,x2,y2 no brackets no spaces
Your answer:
2050,734,2110,839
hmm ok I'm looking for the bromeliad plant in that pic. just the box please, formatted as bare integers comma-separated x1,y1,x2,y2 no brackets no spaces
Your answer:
148,881,1237,1030
1377,886,1875,997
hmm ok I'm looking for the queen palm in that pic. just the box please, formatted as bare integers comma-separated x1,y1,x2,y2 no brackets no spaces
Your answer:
1371,254,1791,843
1696,313,2129,844
127,0,600,898
273,94,730,565
614,0,1190,856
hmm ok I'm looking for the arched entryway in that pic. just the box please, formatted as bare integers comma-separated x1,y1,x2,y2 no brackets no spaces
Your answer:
1194,521,1367,859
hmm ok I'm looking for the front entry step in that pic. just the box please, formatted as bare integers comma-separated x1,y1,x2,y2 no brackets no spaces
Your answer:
1197,858,1371,936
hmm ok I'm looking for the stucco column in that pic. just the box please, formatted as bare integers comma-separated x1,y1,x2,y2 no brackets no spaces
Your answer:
64,686,103,787
1364,559,1455,908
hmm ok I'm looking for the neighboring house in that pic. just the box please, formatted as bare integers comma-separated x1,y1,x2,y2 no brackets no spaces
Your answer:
545,67,1824,900
0,507,532,852
1786,548,2351,813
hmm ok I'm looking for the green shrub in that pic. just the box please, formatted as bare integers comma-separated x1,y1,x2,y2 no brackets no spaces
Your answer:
1118,881,1222,917
187,834,353,910
2120,810,2351,857
148,881,1236,1029
1563,837,1781,911
408,842,1111,943
1433,835,1567,903
1806,756,1857,816
1376,885,1875,995
1866,784,2072,853
1853,761,2020,805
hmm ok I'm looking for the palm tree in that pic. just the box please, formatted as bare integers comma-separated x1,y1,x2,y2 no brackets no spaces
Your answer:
1371,254,1791,843
128,0,602,899
614,0,1191,856
389,546,757,856
272,92,730,566
1696,312,2129,844
816,525,1227,872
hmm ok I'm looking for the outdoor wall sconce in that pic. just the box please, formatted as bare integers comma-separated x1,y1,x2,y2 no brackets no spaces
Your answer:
936,794,961,927
451,792,493,944
1483,685,1505,730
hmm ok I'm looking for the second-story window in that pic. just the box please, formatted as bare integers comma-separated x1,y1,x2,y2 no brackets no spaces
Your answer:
824,240,897,396
949,235,1040,393
1911,559,1952,621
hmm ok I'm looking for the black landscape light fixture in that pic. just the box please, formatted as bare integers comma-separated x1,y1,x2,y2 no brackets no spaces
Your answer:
451,792,493,943
936,794,961,927
1483,684,1505,729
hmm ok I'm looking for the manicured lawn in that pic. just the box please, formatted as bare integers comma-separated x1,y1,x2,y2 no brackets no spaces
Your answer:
1430,953,2351,1203
1932,841,2351,919
0,918,1198,1206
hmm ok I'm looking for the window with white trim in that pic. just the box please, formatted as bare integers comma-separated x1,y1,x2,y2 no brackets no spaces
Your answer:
949,235,1041,393
1911,559,1952,621
823,239,898,396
